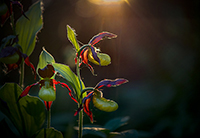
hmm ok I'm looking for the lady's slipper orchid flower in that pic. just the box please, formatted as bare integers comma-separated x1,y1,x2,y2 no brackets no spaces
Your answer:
0,46,36,78
76,32,117,75
74,78,128,123
17,64,77,110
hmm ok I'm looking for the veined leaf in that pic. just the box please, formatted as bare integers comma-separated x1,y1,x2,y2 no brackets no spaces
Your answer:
16,1,43,56
67,25,80,52
52,63,86,101
0,83,45,137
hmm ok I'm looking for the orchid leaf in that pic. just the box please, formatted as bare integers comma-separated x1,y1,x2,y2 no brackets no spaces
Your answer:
35,128,63,138
0,83,45,137
16,1,43,56
37,47,55,78
67,25,80,52
52,63,86,101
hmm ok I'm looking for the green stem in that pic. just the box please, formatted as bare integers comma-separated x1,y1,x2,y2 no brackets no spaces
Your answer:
78,105,83,138
47,102,51,129
76,57,83,138
19,61,24,88
76,57,82,92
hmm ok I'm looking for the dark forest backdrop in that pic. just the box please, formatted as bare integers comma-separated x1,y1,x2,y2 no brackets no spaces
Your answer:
1,0,200,137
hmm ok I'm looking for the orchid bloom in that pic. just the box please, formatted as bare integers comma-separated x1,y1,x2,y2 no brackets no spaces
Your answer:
76,32,117,74
0,46,36,78
74,78,128,123
17,64,77,110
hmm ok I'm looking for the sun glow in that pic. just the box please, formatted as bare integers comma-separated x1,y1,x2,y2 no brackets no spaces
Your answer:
88,0,130,6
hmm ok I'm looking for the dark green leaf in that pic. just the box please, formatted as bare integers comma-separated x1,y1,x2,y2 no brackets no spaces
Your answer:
15,1,43,56
67,25,80,52
35,128,63,138
0,83,45,137
104,116,130,132
52,63,86,101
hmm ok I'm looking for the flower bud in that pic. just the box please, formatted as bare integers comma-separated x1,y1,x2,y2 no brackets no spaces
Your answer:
38,86,56,101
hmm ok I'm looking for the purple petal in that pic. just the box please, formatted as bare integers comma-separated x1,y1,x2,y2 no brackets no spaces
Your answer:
89,32,117,46
0,47,18,58
82,91,94,104
90,46,100,66
96,78,128,89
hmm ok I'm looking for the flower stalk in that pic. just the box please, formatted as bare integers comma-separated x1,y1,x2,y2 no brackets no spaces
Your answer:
47,102,51,129
76,57,83,138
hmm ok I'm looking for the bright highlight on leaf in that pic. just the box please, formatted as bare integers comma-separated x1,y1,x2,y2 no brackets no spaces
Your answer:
66,25,80,52
16,1,43,56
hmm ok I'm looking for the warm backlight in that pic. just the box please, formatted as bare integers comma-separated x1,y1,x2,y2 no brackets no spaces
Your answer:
88,0,129,5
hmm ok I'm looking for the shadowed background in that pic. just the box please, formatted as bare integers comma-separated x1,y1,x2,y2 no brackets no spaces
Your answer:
1,0,200,137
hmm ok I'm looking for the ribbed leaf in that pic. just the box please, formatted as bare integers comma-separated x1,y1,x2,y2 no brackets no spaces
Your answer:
67,25,80,52
0,83,45,137
16,1,43,56
52,63,86,101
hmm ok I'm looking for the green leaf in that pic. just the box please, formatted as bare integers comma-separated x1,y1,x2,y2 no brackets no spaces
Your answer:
37,47,55,78
15,1,43,56
0,83,45,137
52,63,86,101
104,116,130,132
67,25,80,52
35,128,63,138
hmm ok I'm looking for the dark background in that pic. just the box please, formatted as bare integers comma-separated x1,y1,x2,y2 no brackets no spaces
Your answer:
1,0,200,137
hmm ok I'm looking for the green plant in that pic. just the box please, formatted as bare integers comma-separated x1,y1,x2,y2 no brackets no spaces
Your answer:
0,1,130,138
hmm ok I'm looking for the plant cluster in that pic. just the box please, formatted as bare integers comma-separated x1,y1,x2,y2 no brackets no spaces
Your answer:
0,1,133,138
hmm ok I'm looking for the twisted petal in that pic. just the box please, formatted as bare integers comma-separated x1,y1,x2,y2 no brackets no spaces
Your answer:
11,1,29,20
44,101,53,111
54,80,78,103
23,55,36,79
96,78,128,89
89,32,117,46
74,91,94,123
83,97,93,123
90,46,100,66
17,82,39,102
80,48,95,75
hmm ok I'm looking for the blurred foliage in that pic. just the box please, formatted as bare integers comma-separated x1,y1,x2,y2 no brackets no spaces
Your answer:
74,116,138,138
